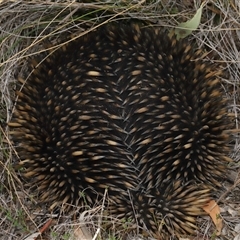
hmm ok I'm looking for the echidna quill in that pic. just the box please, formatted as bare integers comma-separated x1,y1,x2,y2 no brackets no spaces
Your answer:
9,23,232,237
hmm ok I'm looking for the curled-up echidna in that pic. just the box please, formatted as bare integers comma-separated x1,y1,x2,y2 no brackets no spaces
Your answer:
9,23,232,237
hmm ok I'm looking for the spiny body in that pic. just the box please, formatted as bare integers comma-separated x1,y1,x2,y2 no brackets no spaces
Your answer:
9,24,232,237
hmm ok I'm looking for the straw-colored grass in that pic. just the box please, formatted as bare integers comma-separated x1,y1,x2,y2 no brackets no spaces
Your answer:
1,0,240,239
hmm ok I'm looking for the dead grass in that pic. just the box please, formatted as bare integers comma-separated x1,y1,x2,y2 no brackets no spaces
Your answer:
0,0,240,239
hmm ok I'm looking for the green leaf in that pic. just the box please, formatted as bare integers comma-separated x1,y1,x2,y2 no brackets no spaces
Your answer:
175,1,206,39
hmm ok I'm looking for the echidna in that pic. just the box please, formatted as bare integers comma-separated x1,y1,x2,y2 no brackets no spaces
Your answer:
9,23,232,237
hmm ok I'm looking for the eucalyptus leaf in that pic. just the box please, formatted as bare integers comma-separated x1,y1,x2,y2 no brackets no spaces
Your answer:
175,1,206,39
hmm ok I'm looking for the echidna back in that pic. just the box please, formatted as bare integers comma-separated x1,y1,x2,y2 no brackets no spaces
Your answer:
9,24,232,237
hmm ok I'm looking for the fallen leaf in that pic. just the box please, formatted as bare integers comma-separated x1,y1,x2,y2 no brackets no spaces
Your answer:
23,233,40,240
74,225,93,240
23,218,53,240
203,200,223,235
175,1,206,39
39,218,53,234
